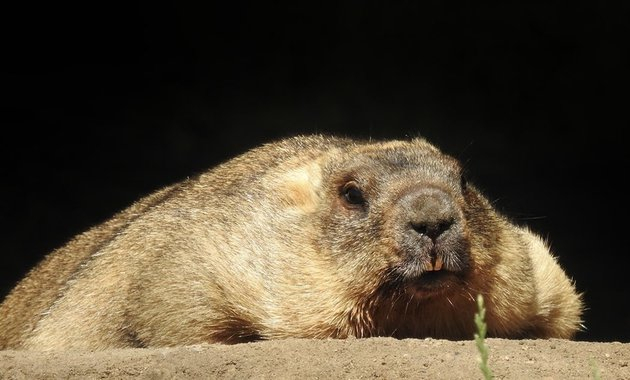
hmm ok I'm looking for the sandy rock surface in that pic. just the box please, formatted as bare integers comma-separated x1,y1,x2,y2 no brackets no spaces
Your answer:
1,338,629,379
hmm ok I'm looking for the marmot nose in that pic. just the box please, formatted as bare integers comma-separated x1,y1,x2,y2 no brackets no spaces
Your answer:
407,188,457,241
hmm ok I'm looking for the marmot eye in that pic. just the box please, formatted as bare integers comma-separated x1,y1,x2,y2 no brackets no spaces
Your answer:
342,182,366,205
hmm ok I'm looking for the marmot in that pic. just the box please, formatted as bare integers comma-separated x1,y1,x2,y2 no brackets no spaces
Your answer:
0,135,583,349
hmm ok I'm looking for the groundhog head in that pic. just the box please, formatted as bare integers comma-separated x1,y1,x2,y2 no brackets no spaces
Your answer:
308,138,493,305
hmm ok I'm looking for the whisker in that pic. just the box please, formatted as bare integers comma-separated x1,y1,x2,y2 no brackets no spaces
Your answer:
446,296,454,308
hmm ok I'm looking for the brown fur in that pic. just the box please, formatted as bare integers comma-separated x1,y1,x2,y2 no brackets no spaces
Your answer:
0,135,583,349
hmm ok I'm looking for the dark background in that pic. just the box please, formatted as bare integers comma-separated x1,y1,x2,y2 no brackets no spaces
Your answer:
2,3,628,342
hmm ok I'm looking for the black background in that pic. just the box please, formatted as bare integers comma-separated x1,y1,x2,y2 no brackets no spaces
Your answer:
2,3,628,342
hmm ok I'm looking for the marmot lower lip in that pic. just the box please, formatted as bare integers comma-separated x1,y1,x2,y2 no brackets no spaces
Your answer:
403,270,461,298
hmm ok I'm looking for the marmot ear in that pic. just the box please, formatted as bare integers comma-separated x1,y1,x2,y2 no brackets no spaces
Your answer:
278,161,323,212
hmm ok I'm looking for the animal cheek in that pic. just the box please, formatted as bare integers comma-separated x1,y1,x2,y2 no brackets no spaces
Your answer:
277,162,323,213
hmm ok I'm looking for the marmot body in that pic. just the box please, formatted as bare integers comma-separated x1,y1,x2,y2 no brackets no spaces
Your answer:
0,135,583,349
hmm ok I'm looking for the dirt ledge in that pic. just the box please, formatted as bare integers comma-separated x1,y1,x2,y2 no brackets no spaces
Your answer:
1,338,628,379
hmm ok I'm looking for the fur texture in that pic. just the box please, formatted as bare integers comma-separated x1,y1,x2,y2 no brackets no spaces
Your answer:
0,135,583,349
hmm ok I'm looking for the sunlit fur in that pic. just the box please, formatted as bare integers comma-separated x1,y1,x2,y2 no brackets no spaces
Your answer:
0,135,583,349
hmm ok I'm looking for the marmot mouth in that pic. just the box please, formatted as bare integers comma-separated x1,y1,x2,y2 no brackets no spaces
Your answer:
388,255,464,298
385,250,468,299
404,270,461,298
413,270,457,288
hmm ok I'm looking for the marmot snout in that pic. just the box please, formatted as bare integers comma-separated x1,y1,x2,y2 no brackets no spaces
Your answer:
398,186,468,274
0,135,583,349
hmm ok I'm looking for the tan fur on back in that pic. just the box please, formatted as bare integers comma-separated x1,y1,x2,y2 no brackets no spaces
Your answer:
0,135,583,349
